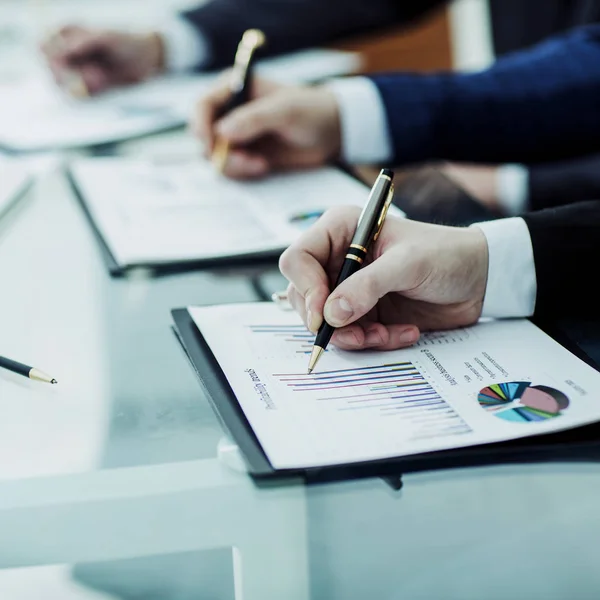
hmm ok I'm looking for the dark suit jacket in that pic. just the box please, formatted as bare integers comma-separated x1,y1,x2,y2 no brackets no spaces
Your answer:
369,25,600,166
523,201,600,317
182,0,600,210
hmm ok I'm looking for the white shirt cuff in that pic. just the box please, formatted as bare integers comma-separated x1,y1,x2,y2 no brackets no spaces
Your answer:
495,164,529,216
160,17,210,72
474,217,537,318
327,77,393,164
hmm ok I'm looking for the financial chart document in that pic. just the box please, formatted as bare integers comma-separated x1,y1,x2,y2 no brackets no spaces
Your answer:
189,303,600,469
70,157,403,267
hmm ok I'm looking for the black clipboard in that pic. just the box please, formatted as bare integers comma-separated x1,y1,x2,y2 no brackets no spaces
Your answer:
172,307,600,482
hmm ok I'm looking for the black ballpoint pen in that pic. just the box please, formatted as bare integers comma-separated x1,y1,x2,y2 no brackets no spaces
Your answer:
307,168,395,374
212,28,266,172
0,355,57,384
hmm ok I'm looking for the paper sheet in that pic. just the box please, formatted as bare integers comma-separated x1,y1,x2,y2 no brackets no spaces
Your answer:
70,157,402,267
189,302,600,469
0,49,360,151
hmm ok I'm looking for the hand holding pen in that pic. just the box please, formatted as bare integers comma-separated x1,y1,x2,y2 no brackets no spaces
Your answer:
279,168,489,371
305,169,395,373
193,41,342,179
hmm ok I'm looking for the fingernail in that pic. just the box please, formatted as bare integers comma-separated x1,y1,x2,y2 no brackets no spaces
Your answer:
336,330,360,346
306,309,314,332
324,296,353,326
365,327,384,346
399,328,419,344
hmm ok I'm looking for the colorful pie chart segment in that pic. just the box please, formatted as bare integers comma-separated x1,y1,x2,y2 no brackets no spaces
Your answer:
478,381,569,423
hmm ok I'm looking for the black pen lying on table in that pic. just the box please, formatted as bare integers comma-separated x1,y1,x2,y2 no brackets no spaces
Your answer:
212,28,266,172
307,168,395,374
0,355,57,384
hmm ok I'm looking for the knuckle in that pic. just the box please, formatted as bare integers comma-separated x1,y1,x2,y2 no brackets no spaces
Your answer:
278,247,294,277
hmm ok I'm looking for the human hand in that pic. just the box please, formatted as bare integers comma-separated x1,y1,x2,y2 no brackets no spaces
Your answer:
279,207,489,351
193,77,342,178
41,26,165,96
441,163,500,212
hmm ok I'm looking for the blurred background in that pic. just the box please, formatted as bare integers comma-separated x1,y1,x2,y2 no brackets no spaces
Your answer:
0,0,492,80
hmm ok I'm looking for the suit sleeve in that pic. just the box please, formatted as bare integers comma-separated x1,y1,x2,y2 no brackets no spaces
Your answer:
179,0,447,69
527,154,600,211
522,201,600,318
370,25,600,165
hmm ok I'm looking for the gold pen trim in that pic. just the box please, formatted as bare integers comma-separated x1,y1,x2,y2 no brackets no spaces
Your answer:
212,137,230,172
345,254,363,264
349,244,367,253
28,368,58,384
373,184,394,241
307,346,325,374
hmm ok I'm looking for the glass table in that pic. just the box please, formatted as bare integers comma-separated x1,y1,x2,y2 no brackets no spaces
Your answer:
0,136,600,600
2,7,600,596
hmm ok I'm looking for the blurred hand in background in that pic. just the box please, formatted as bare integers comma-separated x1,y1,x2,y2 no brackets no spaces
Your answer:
41,26,165,95
193,77,342,178
440,163,501,213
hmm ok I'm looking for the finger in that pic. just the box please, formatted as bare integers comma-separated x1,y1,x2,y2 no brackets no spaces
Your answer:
331,322,420,351
323,252,401,328
192,82,232,150
279,245,329,334
219,149,269,179
279,207,360,333
286,285,309,327
215,93,290,145
75,63,109,95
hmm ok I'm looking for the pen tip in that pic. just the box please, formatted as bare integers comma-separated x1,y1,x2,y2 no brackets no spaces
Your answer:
306,346,324,375
51,379,57,384
307,368,313,375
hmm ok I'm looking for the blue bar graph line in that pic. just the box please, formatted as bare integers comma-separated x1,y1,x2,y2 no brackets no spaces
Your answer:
278,367,418,382
316,383,431,401
272,362,412,377
287,372,424,388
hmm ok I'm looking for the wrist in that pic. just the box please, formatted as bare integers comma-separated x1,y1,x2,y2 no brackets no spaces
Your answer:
461,226,489,315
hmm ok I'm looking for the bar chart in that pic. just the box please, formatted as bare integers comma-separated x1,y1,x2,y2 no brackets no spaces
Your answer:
273,361,472,441
246,323,330,359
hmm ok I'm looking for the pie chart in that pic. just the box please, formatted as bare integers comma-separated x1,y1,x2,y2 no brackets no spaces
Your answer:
478,381,569,423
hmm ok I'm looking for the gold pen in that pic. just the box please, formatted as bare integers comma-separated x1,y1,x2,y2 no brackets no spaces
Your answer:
307,168,395,374
212,29,266,172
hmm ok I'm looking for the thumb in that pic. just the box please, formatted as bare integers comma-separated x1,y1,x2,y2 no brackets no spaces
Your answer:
216,94,289,144
323,255,399,327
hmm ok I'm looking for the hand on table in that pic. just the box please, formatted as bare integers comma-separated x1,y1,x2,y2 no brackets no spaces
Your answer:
441,163,501,212
279,207,489,351
193,77,342,179
41,25,165,96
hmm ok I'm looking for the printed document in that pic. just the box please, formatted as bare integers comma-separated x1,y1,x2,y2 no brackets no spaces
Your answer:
70,157,402,267
189,302,600,469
